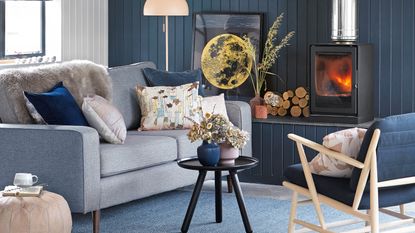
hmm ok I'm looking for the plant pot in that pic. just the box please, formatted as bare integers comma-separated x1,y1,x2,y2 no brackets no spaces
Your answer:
249,94,264,117
220,143,240,165
197,141,220,166
255,105,268,119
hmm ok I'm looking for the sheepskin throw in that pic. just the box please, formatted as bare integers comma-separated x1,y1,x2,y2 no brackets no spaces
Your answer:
0,60,112,124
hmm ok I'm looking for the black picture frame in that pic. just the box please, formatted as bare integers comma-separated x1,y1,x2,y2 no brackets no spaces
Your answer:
192,12,263,98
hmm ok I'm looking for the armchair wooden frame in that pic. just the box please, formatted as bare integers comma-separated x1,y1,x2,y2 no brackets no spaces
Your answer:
284,129,415,233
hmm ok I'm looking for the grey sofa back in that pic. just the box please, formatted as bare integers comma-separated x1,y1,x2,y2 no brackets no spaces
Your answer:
108,62,156,130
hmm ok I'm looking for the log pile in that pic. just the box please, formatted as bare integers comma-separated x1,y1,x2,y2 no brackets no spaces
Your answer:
264,87,310,117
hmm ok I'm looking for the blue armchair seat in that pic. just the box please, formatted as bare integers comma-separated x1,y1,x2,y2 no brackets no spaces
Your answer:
284,164,415,210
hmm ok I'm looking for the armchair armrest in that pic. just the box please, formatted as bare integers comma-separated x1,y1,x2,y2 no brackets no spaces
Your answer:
288,133,364,169
225,101,252,156
0,124,100,213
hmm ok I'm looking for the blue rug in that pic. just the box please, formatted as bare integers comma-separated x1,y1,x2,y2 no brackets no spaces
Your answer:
72,190,357,233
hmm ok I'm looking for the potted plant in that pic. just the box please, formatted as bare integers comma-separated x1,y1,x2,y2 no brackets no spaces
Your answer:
187,112,249,166
244,13,295,115
187,112,230,166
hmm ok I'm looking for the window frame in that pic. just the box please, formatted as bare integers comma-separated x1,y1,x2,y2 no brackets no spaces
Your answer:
0,0,46,59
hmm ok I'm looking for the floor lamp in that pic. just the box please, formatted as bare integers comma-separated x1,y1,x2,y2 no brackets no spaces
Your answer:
143,0,189,71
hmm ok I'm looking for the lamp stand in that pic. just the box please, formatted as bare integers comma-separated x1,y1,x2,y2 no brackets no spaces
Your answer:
163,16,169,71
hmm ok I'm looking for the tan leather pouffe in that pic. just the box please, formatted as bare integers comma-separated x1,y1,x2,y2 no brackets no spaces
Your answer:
0,191,72,233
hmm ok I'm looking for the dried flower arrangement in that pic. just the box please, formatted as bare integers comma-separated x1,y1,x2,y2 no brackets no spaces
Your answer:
187,112,249,149
244,13,295,96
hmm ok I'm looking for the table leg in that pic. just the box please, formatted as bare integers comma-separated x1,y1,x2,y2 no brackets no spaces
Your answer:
215,171,222,223
181,170,207,233
229,170,253,233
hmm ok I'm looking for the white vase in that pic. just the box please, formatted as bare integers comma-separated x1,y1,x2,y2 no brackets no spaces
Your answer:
220,143,239,165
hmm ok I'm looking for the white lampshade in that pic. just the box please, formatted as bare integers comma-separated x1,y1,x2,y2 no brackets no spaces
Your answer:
143,0,189,16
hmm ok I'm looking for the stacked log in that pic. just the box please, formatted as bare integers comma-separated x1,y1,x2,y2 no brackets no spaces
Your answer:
264,87,310,117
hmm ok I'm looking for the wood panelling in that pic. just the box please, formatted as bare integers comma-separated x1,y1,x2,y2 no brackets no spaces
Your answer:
109,0,415,118
61,0,108,65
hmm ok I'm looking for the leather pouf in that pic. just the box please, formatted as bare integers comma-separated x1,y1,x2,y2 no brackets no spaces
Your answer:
0,191,72,233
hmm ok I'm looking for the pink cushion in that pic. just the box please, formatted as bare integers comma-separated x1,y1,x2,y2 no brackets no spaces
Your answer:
309,127,367,178
0,191,72,233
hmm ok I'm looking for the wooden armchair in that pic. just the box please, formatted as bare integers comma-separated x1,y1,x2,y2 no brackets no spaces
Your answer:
283,113,415,233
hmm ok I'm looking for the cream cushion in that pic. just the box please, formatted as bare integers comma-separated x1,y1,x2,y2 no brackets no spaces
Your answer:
136,82,201,131
201,93,229,120
309,127,367,178
82,95,127,144
0,191,72,233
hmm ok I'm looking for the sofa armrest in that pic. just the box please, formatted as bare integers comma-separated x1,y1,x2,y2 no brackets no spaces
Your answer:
0,124,100,213
225,101,252,156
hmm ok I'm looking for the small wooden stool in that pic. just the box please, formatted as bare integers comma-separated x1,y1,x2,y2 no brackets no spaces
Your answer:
0,191,72,233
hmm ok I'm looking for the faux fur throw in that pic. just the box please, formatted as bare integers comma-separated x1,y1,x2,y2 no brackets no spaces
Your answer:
0,60,112,124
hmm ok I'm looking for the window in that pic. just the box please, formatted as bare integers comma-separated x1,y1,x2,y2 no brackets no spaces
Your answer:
0,1,45,58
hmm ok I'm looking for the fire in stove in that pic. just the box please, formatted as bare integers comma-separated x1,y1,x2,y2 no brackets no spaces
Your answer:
315,54,352,97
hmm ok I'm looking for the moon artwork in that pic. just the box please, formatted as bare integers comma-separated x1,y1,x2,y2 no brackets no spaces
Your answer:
201,34,253,90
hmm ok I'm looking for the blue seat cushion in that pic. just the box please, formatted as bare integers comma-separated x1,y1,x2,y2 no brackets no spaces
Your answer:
284,164,415,210
143,68,205,96
24,82,89,126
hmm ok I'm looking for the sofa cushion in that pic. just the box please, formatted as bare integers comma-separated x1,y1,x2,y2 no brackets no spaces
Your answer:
284,164,415,210
108,62,156,130
24,82,89,126
100,134,177,177
129,130,199,159
143,68,205,96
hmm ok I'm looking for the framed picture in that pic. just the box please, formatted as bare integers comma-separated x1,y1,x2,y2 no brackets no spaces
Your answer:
192,12,263,98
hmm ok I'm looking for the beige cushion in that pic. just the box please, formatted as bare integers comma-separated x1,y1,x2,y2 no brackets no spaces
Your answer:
309,127,367,178
82,95,127,144
201,93,229,120
0,191,72,233
136,82,201,130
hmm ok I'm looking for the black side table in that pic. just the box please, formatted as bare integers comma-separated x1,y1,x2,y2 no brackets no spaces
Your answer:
177,156,258,233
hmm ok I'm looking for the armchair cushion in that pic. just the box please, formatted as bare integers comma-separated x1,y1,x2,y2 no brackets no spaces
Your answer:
350,113,415,190
284,164,415,210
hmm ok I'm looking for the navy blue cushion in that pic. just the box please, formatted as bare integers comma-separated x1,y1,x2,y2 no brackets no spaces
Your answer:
143,68,205,96
24,82,89,126
284,164,415,209
350,113,415,190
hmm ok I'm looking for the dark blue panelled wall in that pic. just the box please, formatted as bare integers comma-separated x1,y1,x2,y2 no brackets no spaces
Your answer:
109,0,415,184
109,0,415,118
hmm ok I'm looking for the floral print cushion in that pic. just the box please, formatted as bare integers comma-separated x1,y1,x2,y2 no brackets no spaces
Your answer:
309,127,367,178
136,82,202,131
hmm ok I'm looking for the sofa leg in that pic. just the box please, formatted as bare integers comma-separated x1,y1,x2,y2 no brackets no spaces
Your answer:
92,210,100,233
227,175,233,193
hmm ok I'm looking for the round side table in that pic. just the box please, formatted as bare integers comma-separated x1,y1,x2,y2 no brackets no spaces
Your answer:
0,191,72,233
177,156,258,233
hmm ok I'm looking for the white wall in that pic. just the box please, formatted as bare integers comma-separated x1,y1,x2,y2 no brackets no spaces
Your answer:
61,0,108,66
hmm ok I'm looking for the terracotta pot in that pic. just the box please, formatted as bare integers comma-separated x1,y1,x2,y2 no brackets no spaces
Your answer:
255,105,268,119
220,143,239,165
249,94,265,117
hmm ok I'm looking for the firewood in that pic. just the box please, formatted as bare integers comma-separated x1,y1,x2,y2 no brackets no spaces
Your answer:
282,90,294,100
295,86,307,98
282,100,291,109
266,104,272,113
305,94,310,101
299,98,308,108
290,106,302,117
303,106,310,117
277,107,287,116
271,106,278,116
291,96,300,105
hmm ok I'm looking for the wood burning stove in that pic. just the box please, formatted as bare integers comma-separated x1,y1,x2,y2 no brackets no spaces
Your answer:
309,44,373,123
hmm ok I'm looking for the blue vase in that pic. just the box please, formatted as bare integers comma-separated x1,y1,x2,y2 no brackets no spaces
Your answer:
197,141,220,166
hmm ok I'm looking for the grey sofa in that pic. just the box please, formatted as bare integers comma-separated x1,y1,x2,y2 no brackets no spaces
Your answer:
0,62,252,231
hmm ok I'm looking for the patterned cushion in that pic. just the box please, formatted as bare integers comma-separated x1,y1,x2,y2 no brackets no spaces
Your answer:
136,82,201,131
309,127,367,178
82,95,127,144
